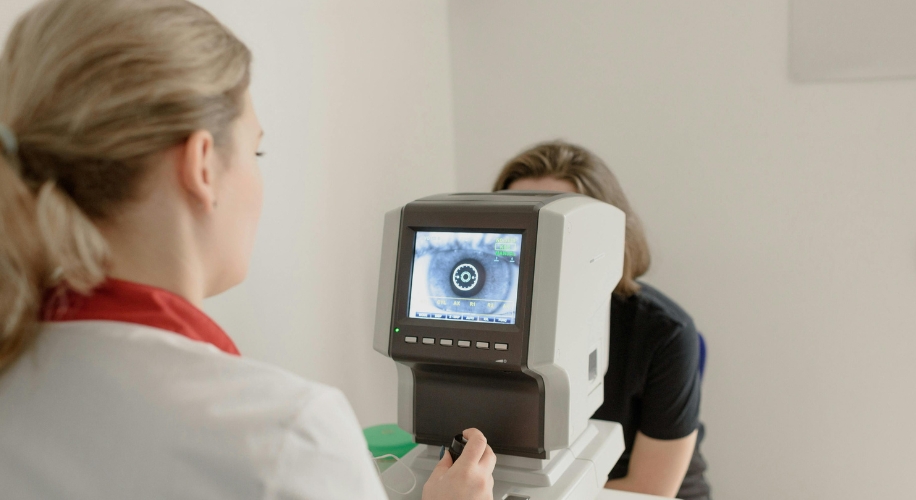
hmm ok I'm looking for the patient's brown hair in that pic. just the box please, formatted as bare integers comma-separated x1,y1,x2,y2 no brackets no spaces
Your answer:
493,140,650,297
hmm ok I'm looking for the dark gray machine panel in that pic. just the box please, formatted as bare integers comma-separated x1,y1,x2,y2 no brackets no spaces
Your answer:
387,192,578,458
389,192,577,369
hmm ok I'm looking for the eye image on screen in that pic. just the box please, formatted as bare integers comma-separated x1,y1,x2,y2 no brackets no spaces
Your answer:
408,231,522,325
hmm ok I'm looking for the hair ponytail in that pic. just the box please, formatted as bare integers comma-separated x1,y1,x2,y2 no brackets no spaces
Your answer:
0,156,48,370
0,0,251,372
0,150,109,371
34,182,109,294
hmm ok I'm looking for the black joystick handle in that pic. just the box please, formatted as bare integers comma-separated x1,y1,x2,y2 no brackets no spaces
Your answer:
448,433,467,462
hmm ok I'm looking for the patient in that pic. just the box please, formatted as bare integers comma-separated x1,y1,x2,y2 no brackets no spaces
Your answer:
493,140,711,500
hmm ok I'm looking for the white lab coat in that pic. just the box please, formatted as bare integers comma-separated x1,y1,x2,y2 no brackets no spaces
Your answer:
0,320,389,500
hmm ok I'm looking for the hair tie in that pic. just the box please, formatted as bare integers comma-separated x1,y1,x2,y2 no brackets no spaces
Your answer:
0,122,18,158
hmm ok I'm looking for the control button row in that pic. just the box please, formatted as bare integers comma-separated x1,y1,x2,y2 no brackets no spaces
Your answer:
404,336,506,351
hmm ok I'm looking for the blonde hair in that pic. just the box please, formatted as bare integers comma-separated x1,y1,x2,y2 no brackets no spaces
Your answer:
493,140,651,297
0,0,251,372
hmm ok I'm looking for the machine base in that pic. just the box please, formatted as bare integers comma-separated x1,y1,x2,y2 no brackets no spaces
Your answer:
381,420,624,500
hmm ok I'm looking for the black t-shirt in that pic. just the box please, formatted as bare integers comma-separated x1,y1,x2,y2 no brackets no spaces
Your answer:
591,282,711,500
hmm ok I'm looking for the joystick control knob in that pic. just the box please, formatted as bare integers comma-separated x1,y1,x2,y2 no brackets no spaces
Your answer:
448,433,467,462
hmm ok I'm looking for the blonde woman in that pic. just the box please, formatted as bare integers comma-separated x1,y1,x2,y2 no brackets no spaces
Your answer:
0,1,495,498
494,141,710,500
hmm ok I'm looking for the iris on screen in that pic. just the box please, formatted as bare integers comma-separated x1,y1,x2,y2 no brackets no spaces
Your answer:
408,231,522,325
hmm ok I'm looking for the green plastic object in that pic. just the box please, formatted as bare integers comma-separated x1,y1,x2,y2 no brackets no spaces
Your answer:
363,423,417,458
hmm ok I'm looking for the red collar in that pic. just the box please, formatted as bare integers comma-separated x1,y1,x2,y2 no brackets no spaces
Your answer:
43,278,240,356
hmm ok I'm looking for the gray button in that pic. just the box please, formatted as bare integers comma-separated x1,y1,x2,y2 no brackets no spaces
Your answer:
440,339,453,346
457,340,471,348
422,337,435,345
494,343,508,351
476,341,489,349
405,336,417,343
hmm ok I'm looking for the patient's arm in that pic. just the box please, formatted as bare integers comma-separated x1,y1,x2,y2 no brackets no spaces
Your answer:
604,429,697,498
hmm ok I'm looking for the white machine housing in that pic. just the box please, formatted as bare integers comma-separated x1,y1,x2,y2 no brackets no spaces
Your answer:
525,196,624,449
374,192,625,456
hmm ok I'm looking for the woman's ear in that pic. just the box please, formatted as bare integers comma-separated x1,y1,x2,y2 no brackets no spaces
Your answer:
176,130,218,213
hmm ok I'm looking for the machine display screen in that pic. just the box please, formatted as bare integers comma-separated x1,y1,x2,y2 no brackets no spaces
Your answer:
408,231,523,325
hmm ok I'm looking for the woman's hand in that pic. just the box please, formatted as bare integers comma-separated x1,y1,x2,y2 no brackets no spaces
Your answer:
421,428,496,500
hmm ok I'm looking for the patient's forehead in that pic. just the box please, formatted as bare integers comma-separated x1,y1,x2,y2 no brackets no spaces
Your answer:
507,176,577,193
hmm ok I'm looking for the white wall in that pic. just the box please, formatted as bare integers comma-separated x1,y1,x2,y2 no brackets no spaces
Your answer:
0,0,456,428
5,1,915,497
0,1,32,39
448,1,916,499
195,0,456,427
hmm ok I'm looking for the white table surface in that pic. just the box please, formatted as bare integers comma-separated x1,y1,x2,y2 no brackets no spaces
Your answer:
595,489,667,500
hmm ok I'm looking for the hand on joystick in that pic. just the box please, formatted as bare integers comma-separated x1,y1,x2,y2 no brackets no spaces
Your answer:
422,428,495,500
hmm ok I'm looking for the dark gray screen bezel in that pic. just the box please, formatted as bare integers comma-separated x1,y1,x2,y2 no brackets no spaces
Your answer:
389,203,540,368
